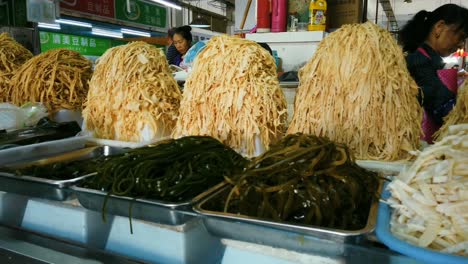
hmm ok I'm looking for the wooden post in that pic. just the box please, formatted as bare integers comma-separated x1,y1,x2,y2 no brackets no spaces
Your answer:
240,0,253,30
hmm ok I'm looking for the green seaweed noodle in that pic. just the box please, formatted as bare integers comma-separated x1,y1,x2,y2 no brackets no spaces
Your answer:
223,133,380,230
81,136,248,233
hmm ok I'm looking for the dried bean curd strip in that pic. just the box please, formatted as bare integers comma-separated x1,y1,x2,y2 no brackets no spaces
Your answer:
0,33,33,102
9,49,91,113
83,41,181,142
287,22,422,161
173,35,287,157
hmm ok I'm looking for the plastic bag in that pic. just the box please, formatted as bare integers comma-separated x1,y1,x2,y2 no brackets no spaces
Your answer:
0,103,48,131
180,41,207,69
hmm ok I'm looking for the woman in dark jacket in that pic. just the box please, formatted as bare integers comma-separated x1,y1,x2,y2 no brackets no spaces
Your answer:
400,4,468,142
172,26,193,67
166,27,179,65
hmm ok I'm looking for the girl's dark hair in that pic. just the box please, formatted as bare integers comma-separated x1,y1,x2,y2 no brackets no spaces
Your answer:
400,4,468,53
173,25,193,43
168,27,176,38
258,42,273,55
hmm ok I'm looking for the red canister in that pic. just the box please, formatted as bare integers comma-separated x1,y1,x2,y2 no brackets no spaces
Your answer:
271,0,287,32
257,0,271,32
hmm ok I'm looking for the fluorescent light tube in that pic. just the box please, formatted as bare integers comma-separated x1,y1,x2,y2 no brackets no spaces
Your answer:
191,24,210,28
149,0,181,10
92,28,123,38
38,22,61,30
121,28,151,37
56,19,92,28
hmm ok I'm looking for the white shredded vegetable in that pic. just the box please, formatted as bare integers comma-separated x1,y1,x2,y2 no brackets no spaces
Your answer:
387,124,468,256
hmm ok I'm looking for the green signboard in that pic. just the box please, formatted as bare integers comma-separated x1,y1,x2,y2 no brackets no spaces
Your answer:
39,31,112,56
115,0,166,28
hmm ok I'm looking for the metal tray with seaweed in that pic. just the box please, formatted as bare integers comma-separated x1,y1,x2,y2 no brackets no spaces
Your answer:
71,182,224,226
0,146,124,200
194,181,382,246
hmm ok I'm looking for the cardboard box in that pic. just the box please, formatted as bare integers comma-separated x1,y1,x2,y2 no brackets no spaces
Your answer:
328,0,364,29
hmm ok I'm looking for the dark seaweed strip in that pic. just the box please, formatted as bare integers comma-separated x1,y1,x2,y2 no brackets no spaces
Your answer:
0,156,107,181
81,136,248,233
129,198,135,234
223,133,380,230
102,191,112,222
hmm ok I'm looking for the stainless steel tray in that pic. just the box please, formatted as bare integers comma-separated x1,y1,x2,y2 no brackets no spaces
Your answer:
0,172,94,201
194,181,383,246
0,136,89,166
0,146,124,201
71,182,225,226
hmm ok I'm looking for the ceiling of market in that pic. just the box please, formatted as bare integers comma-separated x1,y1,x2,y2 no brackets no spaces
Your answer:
364,0,465,31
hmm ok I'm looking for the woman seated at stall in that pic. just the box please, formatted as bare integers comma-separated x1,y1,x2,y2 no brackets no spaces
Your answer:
172,26,193,67
166,27,179,65
399,4,468,143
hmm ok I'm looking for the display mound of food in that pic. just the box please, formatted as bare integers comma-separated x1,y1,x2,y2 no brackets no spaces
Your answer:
0,32,33,102
218,133,380,230
435,81,468,140
287,22,422,161
83,41,181,142
173,35,287,158
9,49,92,113
386,124,468,256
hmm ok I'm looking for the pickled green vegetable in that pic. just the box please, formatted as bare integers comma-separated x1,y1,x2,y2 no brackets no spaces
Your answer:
223,133,380,230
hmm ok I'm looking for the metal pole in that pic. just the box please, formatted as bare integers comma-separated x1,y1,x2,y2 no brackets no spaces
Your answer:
375,0,379,24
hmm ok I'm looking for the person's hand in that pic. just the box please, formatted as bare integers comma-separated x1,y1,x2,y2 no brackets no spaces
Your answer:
458,71,468,78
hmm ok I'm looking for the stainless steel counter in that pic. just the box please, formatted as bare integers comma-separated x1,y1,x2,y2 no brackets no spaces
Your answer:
0,190,423,264
0,225,143,264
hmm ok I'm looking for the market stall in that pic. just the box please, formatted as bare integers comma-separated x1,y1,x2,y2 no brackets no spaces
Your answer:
0,1,467,264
